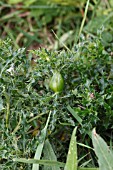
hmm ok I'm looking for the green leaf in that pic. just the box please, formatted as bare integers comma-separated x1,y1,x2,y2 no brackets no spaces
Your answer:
78,168,99,170
0,98,4,111
13,158,65,167
64,127,77,170
79,159,92,168
92,128,113,170
77,143,94,151
8,0,23,4
32,111,51,170
8,0,36,5
43,139,60,170
67,105,82,125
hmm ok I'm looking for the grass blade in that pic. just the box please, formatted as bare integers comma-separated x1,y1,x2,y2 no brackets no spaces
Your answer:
32,111,51,170
78,168,99,170
13,158,65,167
79,159,92,167
77,143,94,150
67,105,82,125
78,0,90,38
78,153,90,164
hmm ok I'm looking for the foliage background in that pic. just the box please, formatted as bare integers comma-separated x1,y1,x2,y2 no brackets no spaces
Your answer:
1,0,113,169
0,0,113,50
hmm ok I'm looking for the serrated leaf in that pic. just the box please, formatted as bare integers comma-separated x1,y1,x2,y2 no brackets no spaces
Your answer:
64,127,77,170
92,128,113,170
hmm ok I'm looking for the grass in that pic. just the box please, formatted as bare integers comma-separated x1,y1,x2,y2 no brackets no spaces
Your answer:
1,0,113,169
0,0,103,49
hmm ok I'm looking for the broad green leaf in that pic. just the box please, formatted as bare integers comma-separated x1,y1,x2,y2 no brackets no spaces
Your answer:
13,158,65,167
32,111,51,170
92,128,113,170
43,139,60,170
64,127,77,170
